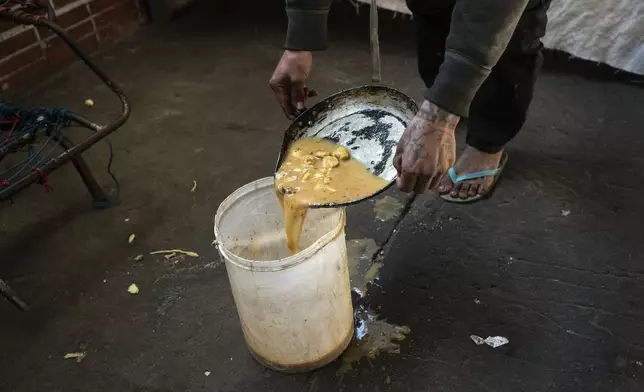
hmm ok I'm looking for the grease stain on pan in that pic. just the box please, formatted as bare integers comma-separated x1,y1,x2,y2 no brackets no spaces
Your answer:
317,108,404,177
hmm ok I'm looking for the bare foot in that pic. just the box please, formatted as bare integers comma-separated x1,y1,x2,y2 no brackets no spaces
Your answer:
437,146,503,199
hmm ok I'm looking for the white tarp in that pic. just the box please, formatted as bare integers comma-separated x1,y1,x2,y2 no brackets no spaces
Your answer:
355,0,644,75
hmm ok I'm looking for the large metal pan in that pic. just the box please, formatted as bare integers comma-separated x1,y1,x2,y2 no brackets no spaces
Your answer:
275,85,417,208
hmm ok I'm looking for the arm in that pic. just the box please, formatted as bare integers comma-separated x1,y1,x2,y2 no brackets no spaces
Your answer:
284,0,333,51
395,1,531,193
425,0,530,117
269,0,332,118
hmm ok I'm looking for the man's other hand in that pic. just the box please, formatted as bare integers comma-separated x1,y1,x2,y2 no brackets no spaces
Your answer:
269,50,317,119
394,100,460,193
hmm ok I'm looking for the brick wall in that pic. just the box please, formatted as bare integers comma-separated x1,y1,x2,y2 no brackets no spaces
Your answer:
0,0,143,93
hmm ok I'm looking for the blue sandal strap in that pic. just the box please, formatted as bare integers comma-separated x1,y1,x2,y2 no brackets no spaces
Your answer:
448,167,501,184
448,167,459,183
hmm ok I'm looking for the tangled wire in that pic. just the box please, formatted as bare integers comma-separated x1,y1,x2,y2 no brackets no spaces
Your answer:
0,0,53,14
0,102,119,199
0,102,69,189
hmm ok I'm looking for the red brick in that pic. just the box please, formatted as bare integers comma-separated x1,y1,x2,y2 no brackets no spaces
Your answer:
39,4,91,38
68,19,95,40
95,1,139,28
0,46,44,79
89,0,127,14
0,21,16,34
45,31,98,69
39,19,95,53
53,0,84,8
0,0,140,92
0,29,38,59
43,17,96,43
56,4,92,27
0,58,48,91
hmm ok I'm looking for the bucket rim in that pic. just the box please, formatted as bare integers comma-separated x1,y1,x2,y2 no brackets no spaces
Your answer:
214,177,346,272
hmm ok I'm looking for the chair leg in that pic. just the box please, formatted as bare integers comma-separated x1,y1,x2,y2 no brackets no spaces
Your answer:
56,136,118,209
0,278,29,311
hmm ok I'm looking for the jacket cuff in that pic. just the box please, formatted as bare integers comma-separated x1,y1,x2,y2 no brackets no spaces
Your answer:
424,50,491,118
285,9,329,51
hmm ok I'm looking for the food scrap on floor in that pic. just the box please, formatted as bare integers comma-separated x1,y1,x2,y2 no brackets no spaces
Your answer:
150,249,199,258
127,284,139,295
63,352,86,363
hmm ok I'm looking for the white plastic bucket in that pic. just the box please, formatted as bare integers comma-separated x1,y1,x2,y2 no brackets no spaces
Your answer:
214,177,354,372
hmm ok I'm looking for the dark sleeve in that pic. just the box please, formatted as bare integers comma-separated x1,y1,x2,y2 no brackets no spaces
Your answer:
424,0,530,117
284,0,333,51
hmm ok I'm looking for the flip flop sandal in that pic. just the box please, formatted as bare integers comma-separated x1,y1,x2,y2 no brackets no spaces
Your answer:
440,152,508,204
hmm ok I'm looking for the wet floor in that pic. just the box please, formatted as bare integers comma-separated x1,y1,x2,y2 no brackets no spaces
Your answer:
1,1,644,391
347,237,382,297
340,305,411,374
373,196,405,222
344,232,410,375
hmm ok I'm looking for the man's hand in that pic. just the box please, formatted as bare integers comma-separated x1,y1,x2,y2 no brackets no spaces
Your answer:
269,50,317,119
393,100,460,193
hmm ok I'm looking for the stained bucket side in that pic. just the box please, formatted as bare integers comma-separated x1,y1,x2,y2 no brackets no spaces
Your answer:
214,177,355,372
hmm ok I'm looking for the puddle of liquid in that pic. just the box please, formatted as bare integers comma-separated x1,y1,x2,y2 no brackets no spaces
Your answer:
346,238,382,297
338,305,411,374
373,196,404,222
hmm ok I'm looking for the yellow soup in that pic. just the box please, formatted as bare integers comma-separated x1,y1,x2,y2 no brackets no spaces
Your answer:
275,138,387,254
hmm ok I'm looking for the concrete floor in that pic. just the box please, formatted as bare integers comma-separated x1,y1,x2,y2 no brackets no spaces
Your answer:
1,1,643,391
